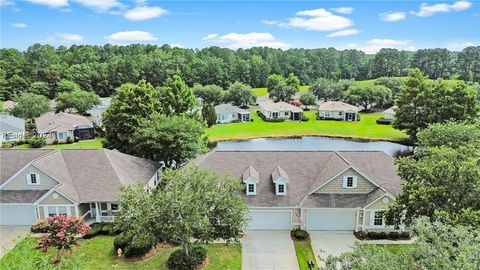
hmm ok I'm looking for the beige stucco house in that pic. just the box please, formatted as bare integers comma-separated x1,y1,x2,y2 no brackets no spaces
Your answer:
259,101,303,121
0,149,162,225
317,101,360,121
194,150,404,232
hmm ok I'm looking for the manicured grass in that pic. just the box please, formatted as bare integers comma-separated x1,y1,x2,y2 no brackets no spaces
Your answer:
294,241,317,270
253,85,309,97
206,111,408,142
13,138,105,149
0,236,241,270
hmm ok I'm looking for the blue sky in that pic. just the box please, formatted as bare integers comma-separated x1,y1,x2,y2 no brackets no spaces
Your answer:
1,0,479,53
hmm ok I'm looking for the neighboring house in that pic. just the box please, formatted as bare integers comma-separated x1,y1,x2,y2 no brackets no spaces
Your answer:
87,98,111,126
256,96,270,105
194,150,404,232
35,112,95,144
0,114,25,143
214,104,250,124
317,101,360,121
259,101,304,121
383,106,396,120
0,149,162,225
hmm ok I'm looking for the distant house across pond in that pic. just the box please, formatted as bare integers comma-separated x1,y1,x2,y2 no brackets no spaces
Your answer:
259,101,303,121
383,106,396,120
214,104,250,124
35,112,94,144
0,114,25,143
317,101,359,121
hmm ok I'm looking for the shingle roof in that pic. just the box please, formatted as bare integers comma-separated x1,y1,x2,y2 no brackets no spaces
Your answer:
0,190,49,203
0,149,55,185
214,104,248,115
318,101,359,112
271,165,289,182
0,149,162,203
35,112,93,133
0,114,25,133
260,101,303,113
243,165,259,182
384,106,396,114
193,151,402,208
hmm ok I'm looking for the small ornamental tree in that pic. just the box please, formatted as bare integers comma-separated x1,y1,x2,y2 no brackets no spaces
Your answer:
37,215,90,262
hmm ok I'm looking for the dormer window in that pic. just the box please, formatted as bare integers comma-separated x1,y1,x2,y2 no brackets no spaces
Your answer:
243,166,259,196
27,173,40,185
272,165,288,196
343,175,357,189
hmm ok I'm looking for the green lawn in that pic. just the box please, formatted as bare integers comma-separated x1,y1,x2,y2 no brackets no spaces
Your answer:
294,241,317,270
253,85,309,97
13,138,105,149
206,111,408,142
0,236,242,270
351,77,463,88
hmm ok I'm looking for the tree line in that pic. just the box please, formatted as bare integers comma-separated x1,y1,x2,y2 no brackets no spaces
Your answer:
1,43,479,100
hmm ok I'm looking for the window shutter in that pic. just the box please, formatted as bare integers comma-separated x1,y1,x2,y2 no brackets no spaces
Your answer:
36,173,40,184
342,176,347,188
353,176,358,188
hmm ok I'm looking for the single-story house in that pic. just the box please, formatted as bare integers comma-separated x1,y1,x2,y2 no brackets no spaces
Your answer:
214,104,250,123
0,114,25,143
35,112,95,144
0,149,162,225
259,101,303,121
317,101,360,121
87,98,111,126
383,106,396,120
194,150,404,232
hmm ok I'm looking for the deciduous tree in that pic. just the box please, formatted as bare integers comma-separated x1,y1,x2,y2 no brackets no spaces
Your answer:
224,82,255,107
56,90,101,115
11,92,50,121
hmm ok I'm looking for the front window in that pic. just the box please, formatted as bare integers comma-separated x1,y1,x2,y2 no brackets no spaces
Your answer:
346,176,354,187
58,206,68,216
272,112,279,118
374,211,384,226
248,184,255,193
111,203,119,212
325,112,331,117
28,173,39,185
47,206,56,217
278,184,285,194
58,132,67,140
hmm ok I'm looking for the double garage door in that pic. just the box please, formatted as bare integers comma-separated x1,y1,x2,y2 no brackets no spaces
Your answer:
247,210,292,230
0,204,37,225
307,209,357,231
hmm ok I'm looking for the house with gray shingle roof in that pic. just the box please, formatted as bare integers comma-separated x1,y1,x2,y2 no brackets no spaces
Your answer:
0,149,162,225
214,104,250,123
194,150,404,232
35,112,94,144
0,114,25,143
259,101,303,120
317,101,360,121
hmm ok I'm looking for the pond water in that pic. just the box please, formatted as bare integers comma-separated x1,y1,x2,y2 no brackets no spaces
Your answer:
212,136,412,157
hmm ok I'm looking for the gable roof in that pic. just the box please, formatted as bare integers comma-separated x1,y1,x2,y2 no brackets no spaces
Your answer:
318,101,359,112
35,112,93,133
384,106,396,114
0,149,162,203
193,151,402,208
214,104,248,115
0,114,25,133
243,165,259,183
0,149,55,185
260,101,303,113
271,165,289,182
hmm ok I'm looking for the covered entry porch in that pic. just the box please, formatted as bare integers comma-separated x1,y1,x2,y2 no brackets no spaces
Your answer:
79,202,119,223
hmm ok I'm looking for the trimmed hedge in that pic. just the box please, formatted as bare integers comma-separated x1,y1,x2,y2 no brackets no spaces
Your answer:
292,229,309,240
167,245,207,270
355,231,411,240
376,118,392,125
124,235,154,258
301,115,309,122
83,223,102,239
257,111,286,123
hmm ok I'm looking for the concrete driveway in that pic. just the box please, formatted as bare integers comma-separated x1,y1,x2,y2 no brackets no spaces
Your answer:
0,226,30,258
310,231,357,263
242,230,299,270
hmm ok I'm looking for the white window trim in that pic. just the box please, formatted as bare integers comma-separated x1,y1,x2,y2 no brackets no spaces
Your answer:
246,183,256,195
342,176,357,189
370,210,386,227
43,205,72,218
27,173,41,185
276,183,287,195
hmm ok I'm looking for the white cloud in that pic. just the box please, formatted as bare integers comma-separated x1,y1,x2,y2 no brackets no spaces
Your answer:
11,22,27,28
347,39,415,54
0,0,15,7
105,31,158,44
411,1,472,17
204,32,290,50
380,11,406,22
169,43,184,48
261,20,280,25
267,8,353,32
124,6,167,21
39,33,84,45
330,7,354,14
447,41,476,50
326,29,359,37
26,0,68,8
73,0,123,12
202,33,218,40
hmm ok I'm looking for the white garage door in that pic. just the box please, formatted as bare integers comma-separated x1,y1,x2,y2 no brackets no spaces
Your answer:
247,210,291,230
307,209,356,231
0,204,37,225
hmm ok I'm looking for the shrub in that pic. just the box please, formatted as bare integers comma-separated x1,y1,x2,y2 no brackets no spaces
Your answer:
250,118,254,122
28,135,46,148
400,232,411,239
301,115,309,122
66,137,73,144
83,223,102,239
376,118,392,125
367,231,388,239
52,139,59,145
100,223,114,235
31,219,49,233
114,232,133,251
388,231,400,239
167,245,207,270
292,229,309,240
124,235,154,258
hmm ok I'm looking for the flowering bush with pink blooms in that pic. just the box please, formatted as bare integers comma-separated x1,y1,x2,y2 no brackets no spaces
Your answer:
37,215,90,261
